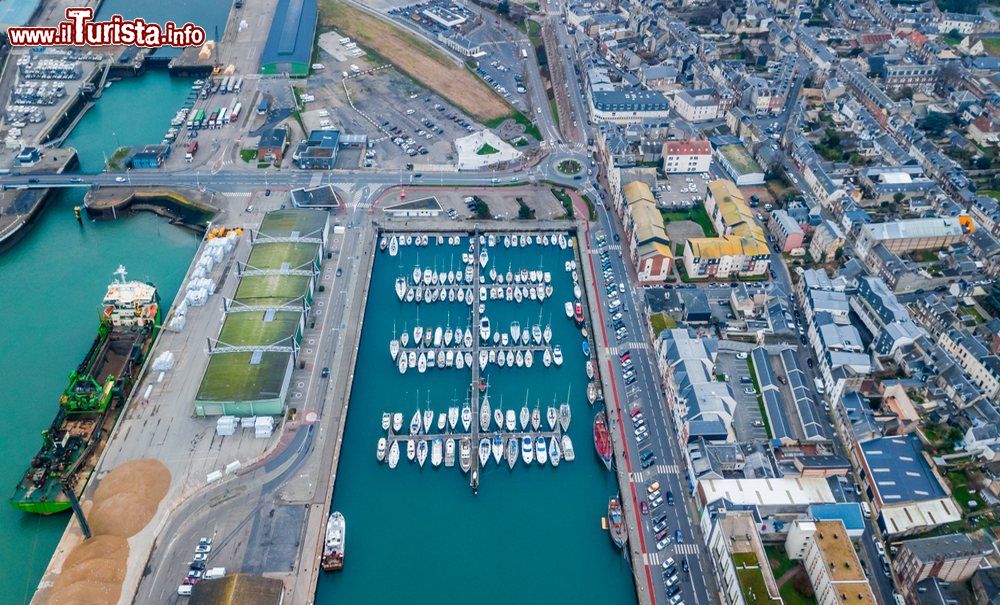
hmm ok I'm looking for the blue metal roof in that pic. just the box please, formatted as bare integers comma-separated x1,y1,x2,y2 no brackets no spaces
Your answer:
0,0,41,27
808,503,865,532
752,347,793,441
260,0,317,69
860,435,947,503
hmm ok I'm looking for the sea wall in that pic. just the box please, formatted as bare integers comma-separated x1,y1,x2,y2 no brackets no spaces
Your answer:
84,187,218,230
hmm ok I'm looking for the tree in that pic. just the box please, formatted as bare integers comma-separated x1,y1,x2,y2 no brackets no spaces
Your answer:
893,192,906,205
898,86,914,100
920,112,951,136
498,0,510,15
976,156,992,170
834,246,844,261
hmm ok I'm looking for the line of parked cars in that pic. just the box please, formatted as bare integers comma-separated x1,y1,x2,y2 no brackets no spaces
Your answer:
177,537,223,596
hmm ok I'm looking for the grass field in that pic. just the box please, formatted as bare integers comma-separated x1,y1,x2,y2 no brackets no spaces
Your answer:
984,37,1000,56
247,242,319,270
198,351,290,402
662,205,716,237
218,311,301,347
318,0,509,121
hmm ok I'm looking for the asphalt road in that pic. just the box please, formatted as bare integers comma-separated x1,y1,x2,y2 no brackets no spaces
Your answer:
586,197,716,605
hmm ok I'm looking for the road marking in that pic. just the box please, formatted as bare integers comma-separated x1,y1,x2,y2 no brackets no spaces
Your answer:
647,552,659,565
656,464,680,475
674,543,700,555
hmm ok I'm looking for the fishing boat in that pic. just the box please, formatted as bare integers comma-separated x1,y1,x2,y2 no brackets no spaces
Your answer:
560,402,572,431
410,410,422,435
480,396,491,431
536,436,548,465
574,302,584,325
505,409,516,432
431,438,443,467
407,440,416,461
394,277,406,301
585,360,594,380
525,350,534,368
388,440,400,468
393,413,403,432
521,436,534,464
478,438,491,467
321,512,346,571
507,437,518,469
550,437,561,467
594,412,612,470
519,405,530,430
547,406,558,430
562,434,575,461
417,439,428,467
608,498,626,550
423,409,434,434
459,438,471,472
582,340,591,358
376,437,387,462
492,434,503,464
445,438,456,467
448,406,459,430
553,346,564,366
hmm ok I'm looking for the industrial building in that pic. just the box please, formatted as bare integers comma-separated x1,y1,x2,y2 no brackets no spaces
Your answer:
194,209,330,416
293,129,340,170
260,0,318,76
856,217,970,262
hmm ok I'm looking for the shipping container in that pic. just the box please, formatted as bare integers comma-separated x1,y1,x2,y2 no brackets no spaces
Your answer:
230,102,242,123
185,140,198,162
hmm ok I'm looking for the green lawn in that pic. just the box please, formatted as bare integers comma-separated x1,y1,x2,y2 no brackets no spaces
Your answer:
650,312,677,336
946,470,987,513
551,188,574,218
557,160,581,175
484,110,542,142
764,546,796,579
983,37,1000,56
240,149,258,163
779,579,816,605
476,143,500,156
733,552,781,604
960,305,985,324
661,205,717,237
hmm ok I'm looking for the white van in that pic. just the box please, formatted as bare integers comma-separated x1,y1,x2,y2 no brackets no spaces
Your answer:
203,567,226,580
177,585,192,596
861,501,871,518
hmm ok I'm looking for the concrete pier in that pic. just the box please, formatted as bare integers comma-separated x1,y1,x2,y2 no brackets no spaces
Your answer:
469,230,482,491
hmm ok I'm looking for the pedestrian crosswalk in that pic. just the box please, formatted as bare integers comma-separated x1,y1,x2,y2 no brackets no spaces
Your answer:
673,543,700,555
606,342,649,356
646,552,662,565
653,464,680,475
226,192,253,199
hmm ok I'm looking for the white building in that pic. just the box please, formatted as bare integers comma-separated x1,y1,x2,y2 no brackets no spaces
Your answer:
662,140,712,173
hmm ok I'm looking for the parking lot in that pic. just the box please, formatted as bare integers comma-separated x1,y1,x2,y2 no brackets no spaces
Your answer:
714,351,769,442
651,172,713,209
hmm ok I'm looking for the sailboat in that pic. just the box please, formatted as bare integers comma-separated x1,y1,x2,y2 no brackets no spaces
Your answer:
417,439,428,467
525,349,534,368
547,406,558,430
389,338,400,360
515,351,524,367
543,324,552,344
393,413,403,432
550,437,561,467
505,409,516,432
543,348,552,367
480,395,491,431
410,410,422,435
560,401,572,432
478,438,491,466
506,437,518,469
492,434,503,464
511,321,521,343
388,440,400,468
413,325,423,345
494,407,504,430
588,382,598,406
389,235,399,256
413,266,422,285
462,402,472,431
506,350,514,366
407,439,416,461
448,406,459,430
444,327,453,347
519,404,530,430
437,412,447,432
423,409,434,434
531,406,541,431
417,353,427,373
395,277,406,301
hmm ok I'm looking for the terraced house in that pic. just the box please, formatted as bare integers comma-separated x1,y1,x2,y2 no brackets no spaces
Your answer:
622,181,673,283
683,180,769,280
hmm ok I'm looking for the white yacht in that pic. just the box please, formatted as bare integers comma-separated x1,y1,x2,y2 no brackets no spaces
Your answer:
389,236,398,257
507,437,518,468
448,406,459,430
393,413,403,433
535,436,548,465
519,404,530,430
525,350,534,368
462,403,472,431
437,412,446,432
492,434,503,464
433,327,442,348
479,317,491,342
388,440,400,468
543,348,552,367
406,439,416,461
413,326,423,345
423,409,434,434
521,436,534,464
478,438,491,467
376,437,387,462
532,324,542,344
505,409,516,432
553,346,563,366
445,438,456,467
459,438,471,472
398,354,408,374
431,438,443,467
560,402,572,432
564,301,574,318
479,395,491,431
531,406,541,431
550,437,561,467
417,439,428,467
413,266,422,285
561,434,575,461
394,277,407,301
547,406,558,430
510,321,521,343
543,325,552,344
417,352,427,374
381,413,391,431
389,339,400,360
410,410,422,435
506,350,514,366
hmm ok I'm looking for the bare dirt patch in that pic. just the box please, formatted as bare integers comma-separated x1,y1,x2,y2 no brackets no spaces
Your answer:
318,0,510,121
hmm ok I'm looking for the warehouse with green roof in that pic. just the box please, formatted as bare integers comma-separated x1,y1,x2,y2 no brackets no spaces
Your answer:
194,209,329,416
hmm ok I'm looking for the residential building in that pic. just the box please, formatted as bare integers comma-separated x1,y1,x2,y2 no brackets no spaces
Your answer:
704,511,783,605
893,533,990,604
590,89,671,124
256,126,288,163
851,276,926,358
683,180,770,279
858,166,938,203
768,210,805,252
662,140,712,174
673,88,720,122
856,217,969,262
938,329,1000,399
785,520,877,605
622,181,673,283
810,219,846,262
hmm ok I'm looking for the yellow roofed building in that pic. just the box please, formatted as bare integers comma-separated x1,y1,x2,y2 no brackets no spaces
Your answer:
683,179,770,279
622,180,674,282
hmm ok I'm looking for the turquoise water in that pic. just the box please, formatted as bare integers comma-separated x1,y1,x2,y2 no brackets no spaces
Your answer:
97,0,232,58
0,70,200,603
316,237,637,604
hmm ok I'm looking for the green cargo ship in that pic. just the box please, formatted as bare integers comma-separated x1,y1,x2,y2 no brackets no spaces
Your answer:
10,266,161,514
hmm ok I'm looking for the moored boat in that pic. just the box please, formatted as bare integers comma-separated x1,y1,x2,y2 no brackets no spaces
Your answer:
478,438,491,467
321,512,346,571
561,434,575,462
594,412,612,470
608,498,626,550
535,436,548,465
459,438,471,472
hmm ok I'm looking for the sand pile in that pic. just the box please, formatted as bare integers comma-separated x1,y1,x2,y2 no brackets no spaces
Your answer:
45,460,171,605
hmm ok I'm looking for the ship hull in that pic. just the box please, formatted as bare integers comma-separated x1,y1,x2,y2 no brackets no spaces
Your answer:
9,500,71,515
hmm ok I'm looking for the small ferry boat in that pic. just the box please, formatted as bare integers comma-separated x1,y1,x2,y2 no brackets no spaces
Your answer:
321,512,345,571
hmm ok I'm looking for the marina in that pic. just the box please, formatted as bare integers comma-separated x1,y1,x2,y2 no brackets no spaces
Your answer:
317,227,634,603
